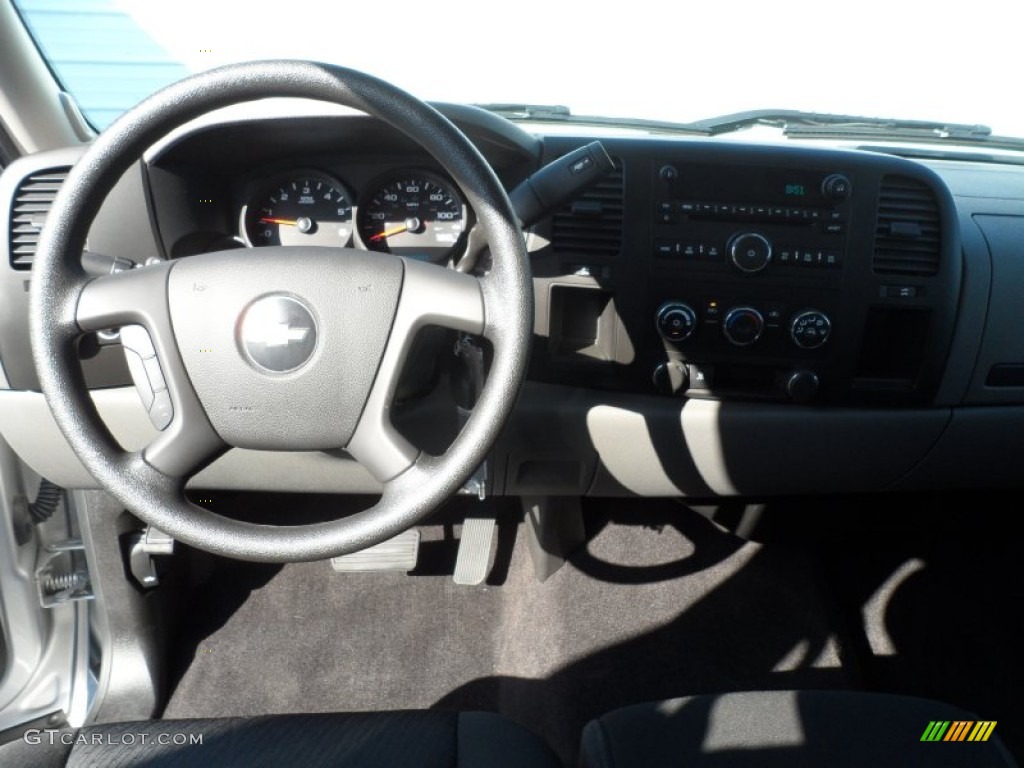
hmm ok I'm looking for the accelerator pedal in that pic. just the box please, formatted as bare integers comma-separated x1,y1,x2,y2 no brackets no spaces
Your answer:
453,516,496,586
330,529,420,573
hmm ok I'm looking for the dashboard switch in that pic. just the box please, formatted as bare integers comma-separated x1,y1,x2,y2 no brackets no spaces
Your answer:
722,307,764,346
656,302,698,342
653,361,688,394
785,370,820,403
790,309,832,349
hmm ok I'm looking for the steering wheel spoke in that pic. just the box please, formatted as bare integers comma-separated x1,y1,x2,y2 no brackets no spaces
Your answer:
76,263,226,478
346,259,484,483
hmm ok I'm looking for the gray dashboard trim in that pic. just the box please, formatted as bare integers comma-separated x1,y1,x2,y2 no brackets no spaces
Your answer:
0,384,960,499
0,388,381,493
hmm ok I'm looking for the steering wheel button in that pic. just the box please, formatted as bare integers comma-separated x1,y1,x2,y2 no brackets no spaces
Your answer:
123,348,155,410
119,324,156,358
143,356,167,392
149,390,174,431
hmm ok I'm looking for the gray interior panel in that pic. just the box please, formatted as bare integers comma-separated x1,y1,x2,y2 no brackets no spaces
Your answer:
894,406,1024,490
965,215,1024,403
0,389,380,493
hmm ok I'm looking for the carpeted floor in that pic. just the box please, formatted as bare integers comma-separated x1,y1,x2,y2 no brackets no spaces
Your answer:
163,499,854,763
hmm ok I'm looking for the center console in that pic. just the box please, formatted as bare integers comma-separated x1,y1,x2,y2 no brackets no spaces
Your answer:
531,139,961,405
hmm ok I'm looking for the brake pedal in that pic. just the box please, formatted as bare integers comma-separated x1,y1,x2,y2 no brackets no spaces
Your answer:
453,516,496,586
330,529,420,573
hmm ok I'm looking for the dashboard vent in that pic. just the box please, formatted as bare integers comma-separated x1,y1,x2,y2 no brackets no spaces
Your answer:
873,175,941,276
8,167,70,270
550,158,624,256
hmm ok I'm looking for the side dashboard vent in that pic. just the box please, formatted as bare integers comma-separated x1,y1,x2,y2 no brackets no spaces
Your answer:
873,175,941,276
550,159,624,256
9,167,70,270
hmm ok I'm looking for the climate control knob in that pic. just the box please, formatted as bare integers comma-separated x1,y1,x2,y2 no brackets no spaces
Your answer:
728,232,772,273
656,301,697,342
790,309,832,349
722,307,764,346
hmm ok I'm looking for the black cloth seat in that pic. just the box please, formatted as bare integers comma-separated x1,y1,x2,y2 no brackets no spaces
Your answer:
4,710,560,768
581,690,1019,767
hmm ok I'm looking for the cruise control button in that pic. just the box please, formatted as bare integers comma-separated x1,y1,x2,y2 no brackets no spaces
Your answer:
119,324,156,358
143,355,167,392
123,348,154,410
149,390,174,431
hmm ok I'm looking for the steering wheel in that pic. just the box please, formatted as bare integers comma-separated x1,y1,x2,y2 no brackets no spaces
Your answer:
28,61,532,562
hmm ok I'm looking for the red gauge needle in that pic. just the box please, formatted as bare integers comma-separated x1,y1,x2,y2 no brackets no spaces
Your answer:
369,223,409,242
260,216,314,233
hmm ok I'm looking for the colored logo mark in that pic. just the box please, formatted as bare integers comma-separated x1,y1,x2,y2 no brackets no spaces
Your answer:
921,720,997,742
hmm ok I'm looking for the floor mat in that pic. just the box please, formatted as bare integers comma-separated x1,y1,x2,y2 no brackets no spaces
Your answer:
163,499,854,763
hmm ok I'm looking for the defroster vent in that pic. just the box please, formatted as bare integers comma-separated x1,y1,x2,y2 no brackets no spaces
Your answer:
551,159,624,257
873,175,941,276
8,167,69,270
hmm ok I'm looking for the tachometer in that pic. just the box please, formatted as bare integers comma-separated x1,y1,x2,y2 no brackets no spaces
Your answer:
242,172,354,247
357,172,467,262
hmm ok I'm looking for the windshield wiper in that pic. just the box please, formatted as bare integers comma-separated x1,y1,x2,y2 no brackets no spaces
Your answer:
475,105,1024,150
472,103,710,135
688,109,1024,150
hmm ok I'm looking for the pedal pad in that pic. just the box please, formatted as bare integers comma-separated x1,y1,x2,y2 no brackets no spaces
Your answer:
453,516,496,586
330,529,420,573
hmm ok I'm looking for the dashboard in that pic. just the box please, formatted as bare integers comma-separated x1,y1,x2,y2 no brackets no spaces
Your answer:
0,105,1022,499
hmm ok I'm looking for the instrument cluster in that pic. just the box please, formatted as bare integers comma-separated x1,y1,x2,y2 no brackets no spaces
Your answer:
238,168,469,263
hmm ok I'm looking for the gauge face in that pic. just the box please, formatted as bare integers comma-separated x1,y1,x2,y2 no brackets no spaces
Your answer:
243,173,354,247
357,172,467,261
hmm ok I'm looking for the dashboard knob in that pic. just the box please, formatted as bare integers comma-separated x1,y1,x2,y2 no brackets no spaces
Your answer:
790,309,832,349
653,361,688,394
722,307,764,346
727,232,772,273
659,165,679,182
656,301,697,342
821,173,852,201
786,370,820,403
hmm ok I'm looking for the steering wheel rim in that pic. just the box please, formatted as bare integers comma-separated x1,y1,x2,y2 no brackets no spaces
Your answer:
28,61,532,562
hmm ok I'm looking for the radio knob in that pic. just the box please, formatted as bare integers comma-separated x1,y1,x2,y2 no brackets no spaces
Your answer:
821,174,852,201
728,232,772,273
656,301,697,342
722,307,764,346
790,309,832,349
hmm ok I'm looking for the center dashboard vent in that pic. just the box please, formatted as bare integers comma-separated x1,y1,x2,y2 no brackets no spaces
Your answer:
873,175,941,276
550,159,624,257
8,167,70,270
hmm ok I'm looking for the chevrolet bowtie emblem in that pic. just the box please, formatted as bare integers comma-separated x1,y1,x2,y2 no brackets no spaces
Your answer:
251,323,310,348
239,296,318,373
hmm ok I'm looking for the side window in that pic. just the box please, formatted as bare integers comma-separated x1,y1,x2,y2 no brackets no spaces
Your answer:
13,0,188,130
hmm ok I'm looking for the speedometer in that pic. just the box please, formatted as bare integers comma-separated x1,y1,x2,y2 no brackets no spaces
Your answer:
356,172,467,262
242,172,354,247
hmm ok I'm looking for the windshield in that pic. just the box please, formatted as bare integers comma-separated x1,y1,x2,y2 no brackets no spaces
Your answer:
14,0,1024,141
